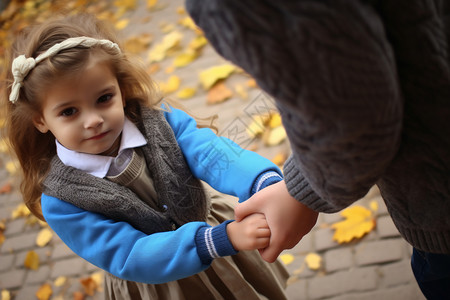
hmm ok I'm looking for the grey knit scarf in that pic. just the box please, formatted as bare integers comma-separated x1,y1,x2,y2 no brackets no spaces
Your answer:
42,105,210,234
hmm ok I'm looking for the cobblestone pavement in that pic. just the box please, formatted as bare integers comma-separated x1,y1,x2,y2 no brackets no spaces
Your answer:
0,0,426,299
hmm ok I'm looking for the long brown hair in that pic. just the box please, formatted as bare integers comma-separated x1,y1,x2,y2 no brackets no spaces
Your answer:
1,14,185,220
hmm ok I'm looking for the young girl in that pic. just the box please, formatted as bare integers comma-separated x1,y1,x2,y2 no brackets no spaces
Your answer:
3,14,289,300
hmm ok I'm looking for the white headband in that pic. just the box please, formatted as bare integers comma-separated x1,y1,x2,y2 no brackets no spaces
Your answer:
9,36,120,103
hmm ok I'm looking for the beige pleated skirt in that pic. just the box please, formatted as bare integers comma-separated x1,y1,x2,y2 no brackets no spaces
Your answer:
104,195,289,300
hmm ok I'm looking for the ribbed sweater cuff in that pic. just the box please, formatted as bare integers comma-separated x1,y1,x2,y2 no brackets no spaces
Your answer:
251,171,283,195
195,220,238,265
283,155,336,212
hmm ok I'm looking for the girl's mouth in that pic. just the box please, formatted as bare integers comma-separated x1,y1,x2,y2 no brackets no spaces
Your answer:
88,131,109,140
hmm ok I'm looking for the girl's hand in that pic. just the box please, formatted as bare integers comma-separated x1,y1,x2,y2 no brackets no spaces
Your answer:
235,180,319,262
226,213,270,251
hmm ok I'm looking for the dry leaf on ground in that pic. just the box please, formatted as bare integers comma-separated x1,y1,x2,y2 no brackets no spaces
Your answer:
199,64,236,90
279,253,295,265
176,87,196,99
305,253,322,270
36,228,53,247
24,250,40,270
207,82,233,104
331,205,376,243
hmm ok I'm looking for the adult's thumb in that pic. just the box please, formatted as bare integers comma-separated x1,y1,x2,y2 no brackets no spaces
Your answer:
234,198,260,222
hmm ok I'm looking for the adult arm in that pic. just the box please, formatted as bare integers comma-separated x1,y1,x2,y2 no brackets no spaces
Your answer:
186,0,403,212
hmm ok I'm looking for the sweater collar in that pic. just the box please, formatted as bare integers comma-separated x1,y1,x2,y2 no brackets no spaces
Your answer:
56,118,147,178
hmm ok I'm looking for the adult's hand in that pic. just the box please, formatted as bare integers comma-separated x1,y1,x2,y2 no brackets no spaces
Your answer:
235,180,319,262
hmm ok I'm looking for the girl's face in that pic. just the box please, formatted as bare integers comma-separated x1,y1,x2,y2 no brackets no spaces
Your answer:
33,54,126,156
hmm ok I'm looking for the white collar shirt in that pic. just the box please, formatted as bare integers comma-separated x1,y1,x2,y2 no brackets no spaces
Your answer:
56,118,147,178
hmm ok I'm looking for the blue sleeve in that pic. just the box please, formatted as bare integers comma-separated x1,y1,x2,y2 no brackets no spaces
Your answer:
41,194,235,284
163,105,282,202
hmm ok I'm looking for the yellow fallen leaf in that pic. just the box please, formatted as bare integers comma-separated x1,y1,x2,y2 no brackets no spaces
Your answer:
12,203,31,219
80,277,99,296
199,64,236,90
0,139,8,153
148,31,182,62
234,84,248,100
178,16,197,30
370,200,379,212
305,253,322,270
159,75,181,95
268,113,282,128
36,283,52,300
246,117,266,138
115,19,129,30
90,271,104,286
331,205,376,244
173,51,198,68
147,63,161,75
147,0,158,9
1,289,11,300
36,228,53,247
279,253,294,265
123,34,153,54
207,82,233,104
54,276,67,287
263,125,287,146
188,35,207,51
0,232,5,247
5,161,17,175
160,22,175,34
114,0,136,11
176,6,186,15
176,87,197,99
271,152,287,166
165,66,175,74
24,250,40,270
246,79,257,88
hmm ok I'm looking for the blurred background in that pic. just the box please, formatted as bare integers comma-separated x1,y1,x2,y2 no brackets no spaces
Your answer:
0,0,425,299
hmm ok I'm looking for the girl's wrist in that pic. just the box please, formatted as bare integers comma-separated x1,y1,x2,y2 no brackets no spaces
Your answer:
195,220,237,265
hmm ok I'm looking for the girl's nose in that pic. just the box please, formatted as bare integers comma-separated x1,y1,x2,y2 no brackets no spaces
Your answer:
84,111,104,129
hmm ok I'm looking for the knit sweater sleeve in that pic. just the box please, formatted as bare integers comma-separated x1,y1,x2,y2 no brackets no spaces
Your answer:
41,194,236,283
186,0,403,212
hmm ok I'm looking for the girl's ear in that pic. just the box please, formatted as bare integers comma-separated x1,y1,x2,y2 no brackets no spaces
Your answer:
32,115,49,133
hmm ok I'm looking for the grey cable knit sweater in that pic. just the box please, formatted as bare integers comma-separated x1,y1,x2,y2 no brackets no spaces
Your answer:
187,0,450,253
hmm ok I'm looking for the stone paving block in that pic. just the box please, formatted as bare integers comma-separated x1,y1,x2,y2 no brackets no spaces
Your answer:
52,242,76,260
377,215,400,238
4,218,26,236
328,283,425,300
308,266,378,299
0,269,26,289
25,265,51,285
324,247,353,272
0,253,15,271
285,277,307,300
13,283,42,300
0,231,38,253
50,257,87,279
283,254,316,279
314,227,339,252
15,247,52,268
0,205,17,220
379,259,415,288
355,239,405,266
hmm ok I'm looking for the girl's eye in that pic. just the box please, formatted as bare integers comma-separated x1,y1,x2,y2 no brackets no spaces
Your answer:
98,94,113,104
60,108,77,117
